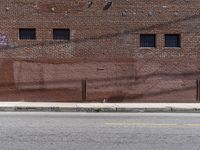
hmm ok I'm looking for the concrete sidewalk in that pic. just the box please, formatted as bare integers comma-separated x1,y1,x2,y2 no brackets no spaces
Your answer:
0,102,200,113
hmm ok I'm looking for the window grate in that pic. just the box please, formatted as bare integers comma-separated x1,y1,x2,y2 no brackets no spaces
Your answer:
19,28,36,40
53,29,70,40
140,34,156,48
165,34,181,47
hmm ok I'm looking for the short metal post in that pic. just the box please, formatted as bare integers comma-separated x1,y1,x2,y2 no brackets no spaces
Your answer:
82,80,87,101
196,80,200,101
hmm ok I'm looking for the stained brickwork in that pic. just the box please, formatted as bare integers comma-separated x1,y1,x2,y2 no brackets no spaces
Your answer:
0,0,200,102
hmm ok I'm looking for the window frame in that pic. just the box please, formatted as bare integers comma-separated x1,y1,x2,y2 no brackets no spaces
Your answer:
140,34,156,48
165,34,181,48
19,28,36,40
53,28,70,40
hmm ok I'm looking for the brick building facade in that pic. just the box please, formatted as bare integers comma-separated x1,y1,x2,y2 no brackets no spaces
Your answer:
0,0,200,102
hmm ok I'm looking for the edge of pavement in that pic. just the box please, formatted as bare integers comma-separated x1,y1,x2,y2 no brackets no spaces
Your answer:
0,102,199,113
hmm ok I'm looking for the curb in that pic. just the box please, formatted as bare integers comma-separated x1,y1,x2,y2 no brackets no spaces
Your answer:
0,106,200,113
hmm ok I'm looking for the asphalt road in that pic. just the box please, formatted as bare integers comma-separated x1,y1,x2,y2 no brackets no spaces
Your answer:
0,113,200,150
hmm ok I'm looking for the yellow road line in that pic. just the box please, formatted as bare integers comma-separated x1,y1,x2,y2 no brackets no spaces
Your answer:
105,122,200,127
185,124,200,127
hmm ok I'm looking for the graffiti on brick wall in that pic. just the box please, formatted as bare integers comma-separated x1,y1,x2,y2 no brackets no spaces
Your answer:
0,34,9,46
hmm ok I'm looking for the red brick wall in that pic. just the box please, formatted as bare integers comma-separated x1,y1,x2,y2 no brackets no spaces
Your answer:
0,0,200,102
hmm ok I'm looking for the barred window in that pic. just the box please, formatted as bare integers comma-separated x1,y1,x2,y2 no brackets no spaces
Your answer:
165,34,180,47
140,34,156,48
19,28,36,40
53,29,70,40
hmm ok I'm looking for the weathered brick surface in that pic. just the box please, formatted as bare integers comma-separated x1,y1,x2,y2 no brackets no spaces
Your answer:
0,0,200,102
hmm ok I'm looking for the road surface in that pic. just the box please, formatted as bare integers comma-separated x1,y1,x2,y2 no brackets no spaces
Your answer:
0,112,200,150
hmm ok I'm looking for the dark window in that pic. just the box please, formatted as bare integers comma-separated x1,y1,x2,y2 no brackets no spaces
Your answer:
19,28,36,40
165,34,180,47
53,29,70,40
140,34,156,47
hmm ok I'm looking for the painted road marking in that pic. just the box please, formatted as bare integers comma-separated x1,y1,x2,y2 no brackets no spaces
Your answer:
105,122,200,127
